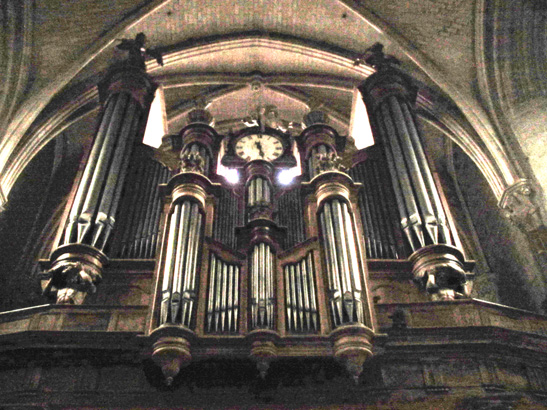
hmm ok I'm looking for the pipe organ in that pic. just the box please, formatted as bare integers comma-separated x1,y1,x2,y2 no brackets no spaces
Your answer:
43,42,474,386
319,198,366,326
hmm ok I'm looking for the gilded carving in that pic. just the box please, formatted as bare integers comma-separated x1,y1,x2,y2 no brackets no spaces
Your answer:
314,152,346,175
179,151,205,174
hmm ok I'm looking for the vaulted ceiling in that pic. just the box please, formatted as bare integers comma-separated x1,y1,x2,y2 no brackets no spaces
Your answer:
1,0,546,211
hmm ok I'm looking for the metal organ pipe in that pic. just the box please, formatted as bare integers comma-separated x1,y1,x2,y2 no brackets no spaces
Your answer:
247,177,270,207
359,56,471,301
349,158,402,259
360,74,452,253
114,152,170,259
276,187,305,250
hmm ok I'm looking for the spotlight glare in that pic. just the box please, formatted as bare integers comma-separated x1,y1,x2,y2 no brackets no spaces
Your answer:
278,169,296,185
225,169,240,184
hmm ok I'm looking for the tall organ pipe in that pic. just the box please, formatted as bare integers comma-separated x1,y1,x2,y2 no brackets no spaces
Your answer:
63,93,143,250
349,156,403,259
213,188,242,249
276,187,305,250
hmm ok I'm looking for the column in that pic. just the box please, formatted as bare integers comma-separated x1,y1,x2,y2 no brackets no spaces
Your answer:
42,46,156,305
359,44,472,300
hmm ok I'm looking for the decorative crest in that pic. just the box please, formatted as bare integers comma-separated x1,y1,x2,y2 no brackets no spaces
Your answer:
315,152,346,175
180,151,205,174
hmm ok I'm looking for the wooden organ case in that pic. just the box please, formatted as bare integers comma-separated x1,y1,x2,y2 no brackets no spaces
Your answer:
40,47,476,389
17,38,547,408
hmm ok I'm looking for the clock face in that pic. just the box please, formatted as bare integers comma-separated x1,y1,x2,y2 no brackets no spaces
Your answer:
235,133,284,162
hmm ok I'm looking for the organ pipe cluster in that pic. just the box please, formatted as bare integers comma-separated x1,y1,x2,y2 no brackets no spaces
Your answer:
114,149,171,258
250,242,275,329
349,156,403,259
247,176,271,207
63,92,143,251
276,187,305,249
283,252,319,333
319,199,365,326
373,95,451,252
206,253,240,333
160,200,203,327
212,189,242,249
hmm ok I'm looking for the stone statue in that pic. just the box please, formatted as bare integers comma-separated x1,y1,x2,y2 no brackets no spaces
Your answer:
354,42,400,69
116,32,164,69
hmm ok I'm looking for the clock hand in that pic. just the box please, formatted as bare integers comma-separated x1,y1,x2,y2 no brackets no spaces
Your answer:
255,141,265,158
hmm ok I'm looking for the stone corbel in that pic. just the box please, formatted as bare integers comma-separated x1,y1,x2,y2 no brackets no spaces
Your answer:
500,180,547,253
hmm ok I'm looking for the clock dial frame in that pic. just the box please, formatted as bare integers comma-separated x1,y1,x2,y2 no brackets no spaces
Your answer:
234,133,285,162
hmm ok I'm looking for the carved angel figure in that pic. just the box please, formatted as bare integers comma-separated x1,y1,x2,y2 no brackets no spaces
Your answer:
40,261,101,305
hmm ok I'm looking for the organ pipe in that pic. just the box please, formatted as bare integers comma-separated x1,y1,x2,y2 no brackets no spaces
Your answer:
360,73,451,253
44,57,156,305
213,188,242,249
63,93,142,251
359,49,471,300
349,156,403,259
276,187,305,249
